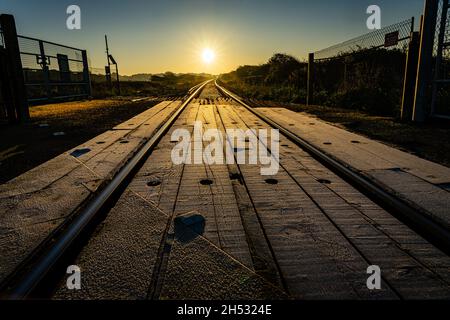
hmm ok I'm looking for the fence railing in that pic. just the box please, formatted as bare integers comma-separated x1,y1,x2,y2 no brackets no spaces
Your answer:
307,19,415,117
315,18,414,61
17,35,91,103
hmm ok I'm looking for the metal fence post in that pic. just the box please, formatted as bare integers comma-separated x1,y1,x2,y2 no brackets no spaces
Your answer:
430,0,449,116
307,53,314,106
0,14,29,123
0,48,16,123
413,0,439,122
401,31,420,121
38,40,51,101
81,50,92,97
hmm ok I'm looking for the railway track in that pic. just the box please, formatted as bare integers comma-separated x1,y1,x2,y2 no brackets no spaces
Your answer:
1,81,450,300
216,82,450,254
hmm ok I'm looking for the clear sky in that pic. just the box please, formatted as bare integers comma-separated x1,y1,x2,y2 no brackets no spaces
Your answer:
2,0,425,75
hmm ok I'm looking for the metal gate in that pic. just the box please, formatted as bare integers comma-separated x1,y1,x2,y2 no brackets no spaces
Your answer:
18,35,92,103
431,0,450,118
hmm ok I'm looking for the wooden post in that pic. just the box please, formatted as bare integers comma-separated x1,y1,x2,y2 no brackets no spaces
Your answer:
114,63,120,95
105,35,113,93
0,47,16,123
39,40,51,101
413,0,438,122
81,50,92,97
307,53,314,106
0,14,29,123
401,31,420,121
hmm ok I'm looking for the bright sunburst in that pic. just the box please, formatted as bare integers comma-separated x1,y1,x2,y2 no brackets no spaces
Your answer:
201,48,215,64
187,32,225,72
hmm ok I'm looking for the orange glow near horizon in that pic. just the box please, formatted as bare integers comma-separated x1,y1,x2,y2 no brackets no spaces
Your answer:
4,1,424,76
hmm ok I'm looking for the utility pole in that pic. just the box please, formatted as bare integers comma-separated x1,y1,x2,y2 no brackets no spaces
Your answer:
105,35,112,92
307,53,314,106
105,35,120,95
114,60,120,95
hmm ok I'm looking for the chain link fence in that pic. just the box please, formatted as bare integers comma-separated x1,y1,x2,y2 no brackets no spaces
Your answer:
17,35,91,103
315,19,414,60
431,0,450,118
88,66,117,98
89,67,108,83
312,19,414,116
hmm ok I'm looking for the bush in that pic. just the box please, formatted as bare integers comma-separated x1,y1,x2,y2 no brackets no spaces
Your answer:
220,50,407,117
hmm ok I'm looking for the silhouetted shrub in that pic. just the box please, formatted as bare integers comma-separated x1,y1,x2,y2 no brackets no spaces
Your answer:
220,50,407,116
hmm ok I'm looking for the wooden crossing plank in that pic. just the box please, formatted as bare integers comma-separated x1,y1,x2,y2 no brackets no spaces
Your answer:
53,101,278,299
212,105,287,289
113,101,175,130
54,191,170,299
54,102,198,299
259,108,450,232
159,226,287,300
281,148,450,298
83,102,181,179
173,104,253,268
231,104,450,299
41,85,450,300
216,104,397,300
134,102,254,269
128,103,200,214
0,129,130,197
259,108,450,184
0,101,178,283
368,169,450,229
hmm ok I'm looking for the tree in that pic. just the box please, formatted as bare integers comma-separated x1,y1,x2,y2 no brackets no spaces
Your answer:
265,54,302,85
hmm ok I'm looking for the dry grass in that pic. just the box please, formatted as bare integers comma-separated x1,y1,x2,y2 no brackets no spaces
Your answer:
30,100,125,118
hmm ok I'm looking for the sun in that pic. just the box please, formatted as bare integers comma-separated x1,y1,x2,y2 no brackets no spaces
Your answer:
202,48,215,64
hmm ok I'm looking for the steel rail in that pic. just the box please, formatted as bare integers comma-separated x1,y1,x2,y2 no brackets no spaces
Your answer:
0,80,212,299
215,81,450,255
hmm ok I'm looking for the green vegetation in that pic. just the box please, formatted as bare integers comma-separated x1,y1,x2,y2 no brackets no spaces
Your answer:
220,50,407,117
219,54,308,104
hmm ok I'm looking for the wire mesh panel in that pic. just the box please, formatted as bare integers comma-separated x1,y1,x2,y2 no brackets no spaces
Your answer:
17,35,90,103
315,19,414,61
0,27,4,47
89,67,108,83
312,19,414,116
432,0,450,117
